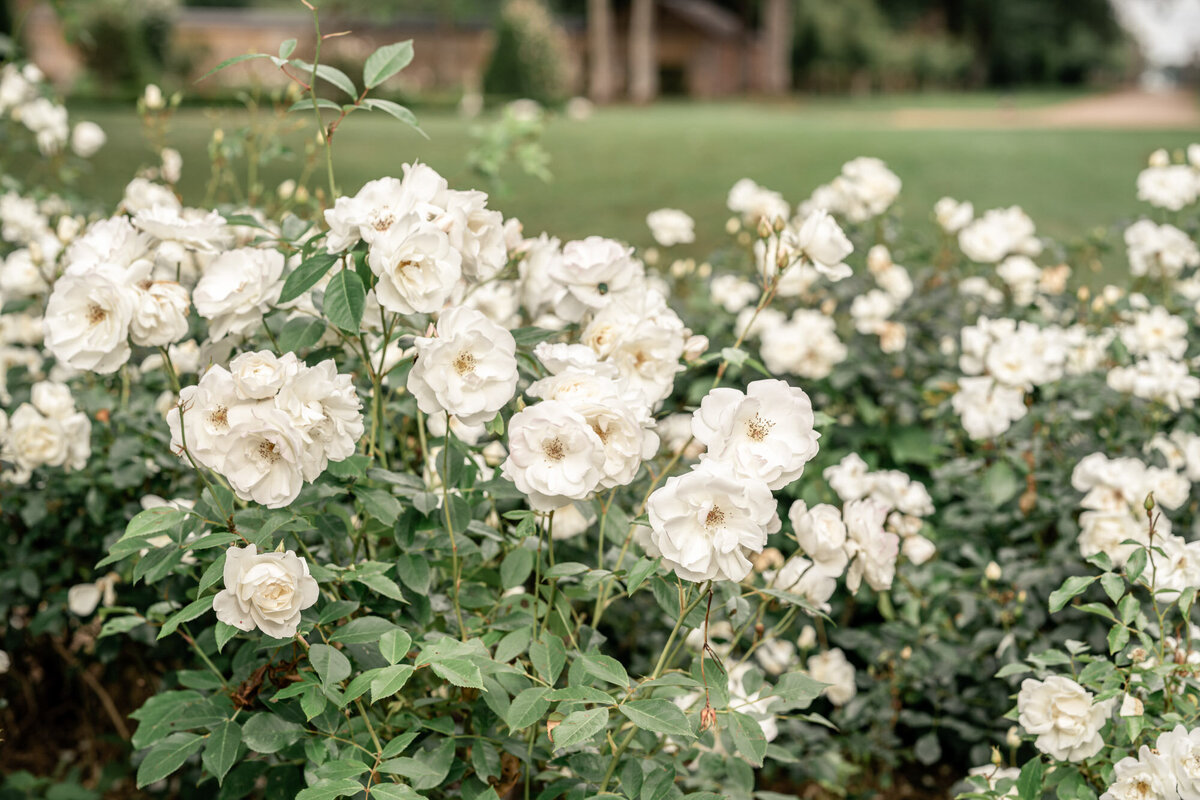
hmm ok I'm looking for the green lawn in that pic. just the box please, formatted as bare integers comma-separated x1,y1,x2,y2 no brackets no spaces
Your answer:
70,100,1196,269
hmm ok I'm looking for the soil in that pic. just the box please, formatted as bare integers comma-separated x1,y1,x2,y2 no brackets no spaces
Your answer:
890,89,1200,130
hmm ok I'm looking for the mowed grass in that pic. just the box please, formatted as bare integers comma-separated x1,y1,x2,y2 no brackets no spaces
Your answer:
70,99,1197,273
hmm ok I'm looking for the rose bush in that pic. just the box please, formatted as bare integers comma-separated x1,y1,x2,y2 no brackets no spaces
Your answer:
4,19,1200,800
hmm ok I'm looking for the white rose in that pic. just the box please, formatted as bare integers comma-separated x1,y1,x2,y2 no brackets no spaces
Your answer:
70,121,106,158
212,544,319,638
1018,675,1113,761
644,460,780,583
43,273,134,374
934,197,973,233
31,380,75,418
901,534,936,565
167,365,240,470
193,248,284,341
229,350,301,400
844,498,897,593
8,403,68,469
794,209,853,280
367,216,462,314
551,236,645,322
790,501,848,569
1101,747,1178,800
408,306,518,426
1158,725,1200,800
501,400,606,511
646,208,695,247
275,359,364,476
808,647,856,705
692,379,820,490
129,280,190,347
219,406,309,508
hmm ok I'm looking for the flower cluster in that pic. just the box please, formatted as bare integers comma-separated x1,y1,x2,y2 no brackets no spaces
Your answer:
167,351,363,507
1,63,106,158
1071,451,1188,566
643,379,823,584
796,156,903,223
1136,146,1200,211
0,380,90,484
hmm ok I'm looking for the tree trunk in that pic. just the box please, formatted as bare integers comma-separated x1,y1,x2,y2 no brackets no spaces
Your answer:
588,0,617,103
761,0,793,95
628,0,657,103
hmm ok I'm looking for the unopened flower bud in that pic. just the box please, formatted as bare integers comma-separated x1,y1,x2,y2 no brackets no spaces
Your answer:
1145,492,1156,512
754,622,764,641
756,218,772,239
644,247,659,266
772,216,786,234
900,646,912,660
820,298,836,315
700,703,718,732
797,626,816,649
1149,148,1170,167
751,547,784,572
1005,727,1020,748
725,217,741,235
985,562,1002,582
143,83,164,110
991,746,1003,766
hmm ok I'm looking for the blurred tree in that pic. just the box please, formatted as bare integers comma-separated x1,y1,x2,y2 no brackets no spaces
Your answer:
588,0,617,102
482,0,570,103
760,0,793,94
628,0,655,102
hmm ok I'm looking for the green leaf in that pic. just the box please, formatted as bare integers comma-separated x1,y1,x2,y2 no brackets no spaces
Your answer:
378,738,455,790
530,637,566,685
158,595,214,640
130,691,226,750
279,39,297,59
770,671,826,711
370,786,424,800
241,712,303,754
506,688,550,731
289,97,342,113
380,629,413,665
914,732,941,765
618,699,693,738
354,572,406,602
196,53,268,83
323,269,366,332
136,733,205,788
361,98,425,135
332,616,398,644
364,41,414,88
125,507,187,540
310,644,352,692
1108,624,1130,654
280,252,340,304
277,316,327,353
982,461,1021,506
500,548,534,589
580,653,629,687
429,658,483,689
1049,576,1096,613
215,621,239,652
1017,755,1044,800
295,779,364,800
1126,547,1149,583
494,627,532,663
371,665,415,704
729,711,766,767
359,488,404,526
202,720,241,785
625,557,659,595
316,760,370,781
550,707,609,750
1100,572,1125,605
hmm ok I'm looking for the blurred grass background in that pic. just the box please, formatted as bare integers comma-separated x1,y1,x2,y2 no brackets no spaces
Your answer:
73,98,1196,267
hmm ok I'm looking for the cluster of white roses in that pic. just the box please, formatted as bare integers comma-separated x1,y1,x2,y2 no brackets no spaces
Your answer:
849,244,913,353
499,341,657,512
167,351,364,508
1106,302,1200,411
0,380,90,484
795,156,903,223
1136,146,1200,212
1071,451,1193,576
824,452,936,576
1125,219,1200,280
1101,725,1200,800
952,317,1066,439
0,63,106,158
641,379,830,584
955,205,1042,265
